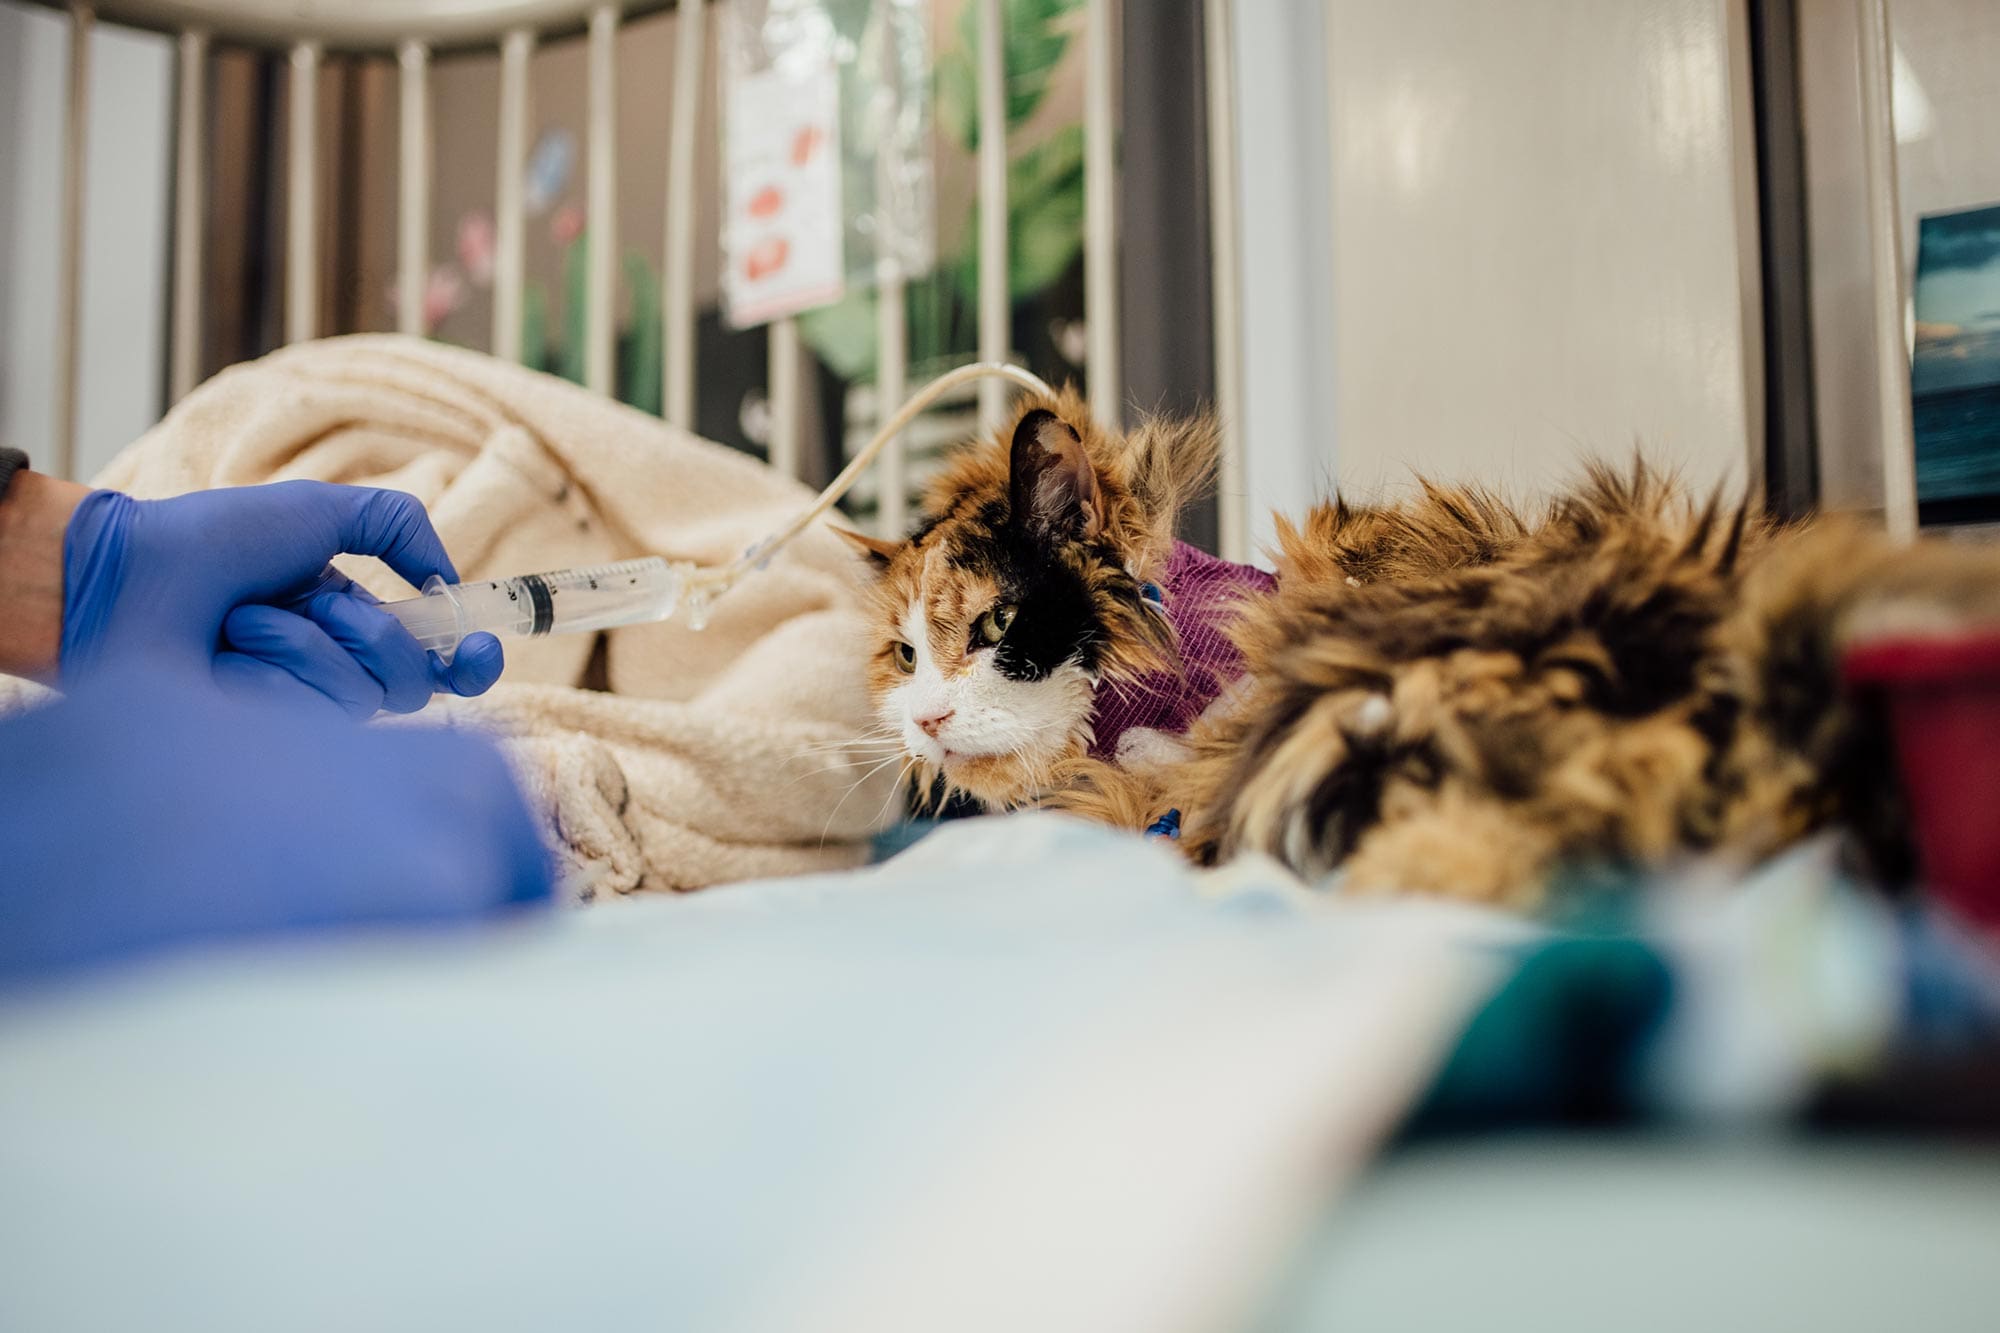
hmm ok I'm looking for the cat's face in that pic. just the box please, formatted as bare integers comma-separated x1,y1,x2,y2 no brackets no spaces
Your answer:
847,397,1179,809
871,539,1100,806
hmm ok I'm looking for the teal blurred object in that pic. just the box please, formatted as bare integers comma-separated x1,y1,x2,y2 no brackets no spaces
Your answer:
869,819,943,862
1403,837,2000,1137
1911,205,2000,513
1407,938,1675,1136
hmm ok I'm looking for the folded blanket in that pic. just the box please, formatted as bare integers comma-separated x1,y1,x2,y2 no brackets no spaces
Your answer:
80,334,901,898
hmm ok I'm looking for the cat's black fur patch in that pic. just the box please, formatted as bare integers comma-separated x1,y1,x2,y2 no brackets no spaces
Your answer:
988,527,1108,681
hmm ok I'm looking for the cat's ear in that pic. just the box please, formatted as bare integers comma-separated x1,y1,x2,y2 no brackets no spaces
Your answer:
835,526,902,570
1010,408,1104,540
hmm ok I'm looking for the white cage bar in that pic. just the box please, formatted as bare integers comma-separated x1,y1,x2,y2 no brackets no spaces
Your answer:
1203,0,1246,562
170,28,208,402
663,0,706,431
975,0,1008,431
1857,0,1918,542
397,40,431,337
1083,0,1119,429
768,317,801,480
21,1,675,50
875,269,909,538
584,4,618,395
584,5,620,392
493,26,534,361
285,39,320,345
872,16,910,540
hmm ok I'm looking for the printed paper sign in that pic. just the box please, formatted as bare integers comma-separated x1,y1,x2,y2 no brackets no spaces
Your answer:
723,62,845,329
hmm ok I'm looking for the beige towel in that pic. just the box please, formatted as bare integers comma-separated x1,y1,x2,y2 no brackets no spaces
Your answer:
88,334,901,900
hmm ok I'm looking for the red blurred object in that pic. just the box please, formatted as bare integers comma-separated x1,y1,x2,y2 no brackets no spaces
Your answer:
745,236,789,283
551,204,585,247
1846,630,2000,930
748,185,784,220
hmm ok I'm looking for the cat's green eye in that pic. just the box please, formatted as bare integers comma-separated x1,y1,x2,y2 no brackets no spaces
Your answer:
976,603,1018,646
892,641,916,673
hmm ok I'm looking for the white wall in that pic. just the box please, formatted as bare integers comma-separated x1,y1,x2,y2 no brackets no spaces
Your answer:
0,3,172,482
1231,0,1763,529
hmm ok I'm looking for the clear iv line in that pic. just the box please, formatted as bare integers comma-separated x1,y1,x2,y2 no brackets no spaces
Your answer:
380,362,1055,660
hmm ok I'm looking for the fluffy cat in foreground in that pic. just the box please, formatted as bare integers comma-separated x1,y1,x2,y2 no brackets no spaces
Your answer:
845,392,2000,907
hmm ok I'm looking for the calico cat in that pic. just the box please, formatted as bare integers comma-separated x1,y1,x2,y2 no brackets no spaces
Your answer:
848,391,2000,906
840,388,1232,809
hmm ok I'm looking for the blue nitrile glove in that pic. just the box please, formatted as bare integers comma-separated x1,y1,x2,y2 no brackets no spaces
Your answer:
60,481,505,717
0,664,553,984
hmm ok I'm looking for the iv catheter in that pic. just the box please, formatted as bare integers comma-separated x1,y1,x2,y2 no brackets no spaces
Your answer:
380,362,1055,661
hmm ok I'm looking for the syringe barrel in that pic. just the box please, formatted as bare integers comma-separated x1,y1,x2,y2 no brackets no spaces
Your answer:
385,577,474,656
380,557,682,661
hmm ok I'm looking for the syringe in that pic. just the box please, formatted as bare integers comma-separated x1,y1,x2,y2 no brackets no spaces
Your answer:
381,558,691,662
376,361,1055,662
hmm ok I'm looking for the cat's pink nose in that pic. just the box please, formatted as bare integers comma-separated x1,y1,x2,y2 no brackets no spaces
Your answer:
916,709,955,739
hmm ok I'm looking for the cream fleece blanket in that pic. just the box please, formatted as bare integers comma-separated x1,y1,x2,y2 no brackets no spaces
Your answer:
88,335,901,900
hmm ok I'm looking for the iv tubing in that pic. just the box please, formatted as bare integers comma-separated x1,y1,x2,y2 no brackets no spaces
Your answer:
681,361,1054,602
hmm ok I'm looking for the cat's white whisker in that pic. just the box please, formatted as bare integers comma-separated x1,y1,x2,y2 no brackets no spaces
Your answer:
818,750,911,846
789,736,909,763
782,753,913,790
793,745,905,762
863,757,919,835
794,735,904,756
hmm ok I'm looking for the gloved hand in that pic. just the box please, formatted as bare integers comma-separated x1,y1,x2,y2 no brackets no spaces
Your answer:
0,664,553,984
61,481,505,717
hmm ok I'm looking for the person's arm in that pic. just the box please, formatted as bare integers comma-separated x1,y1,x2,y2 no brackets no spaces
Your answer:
0,466,86,680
